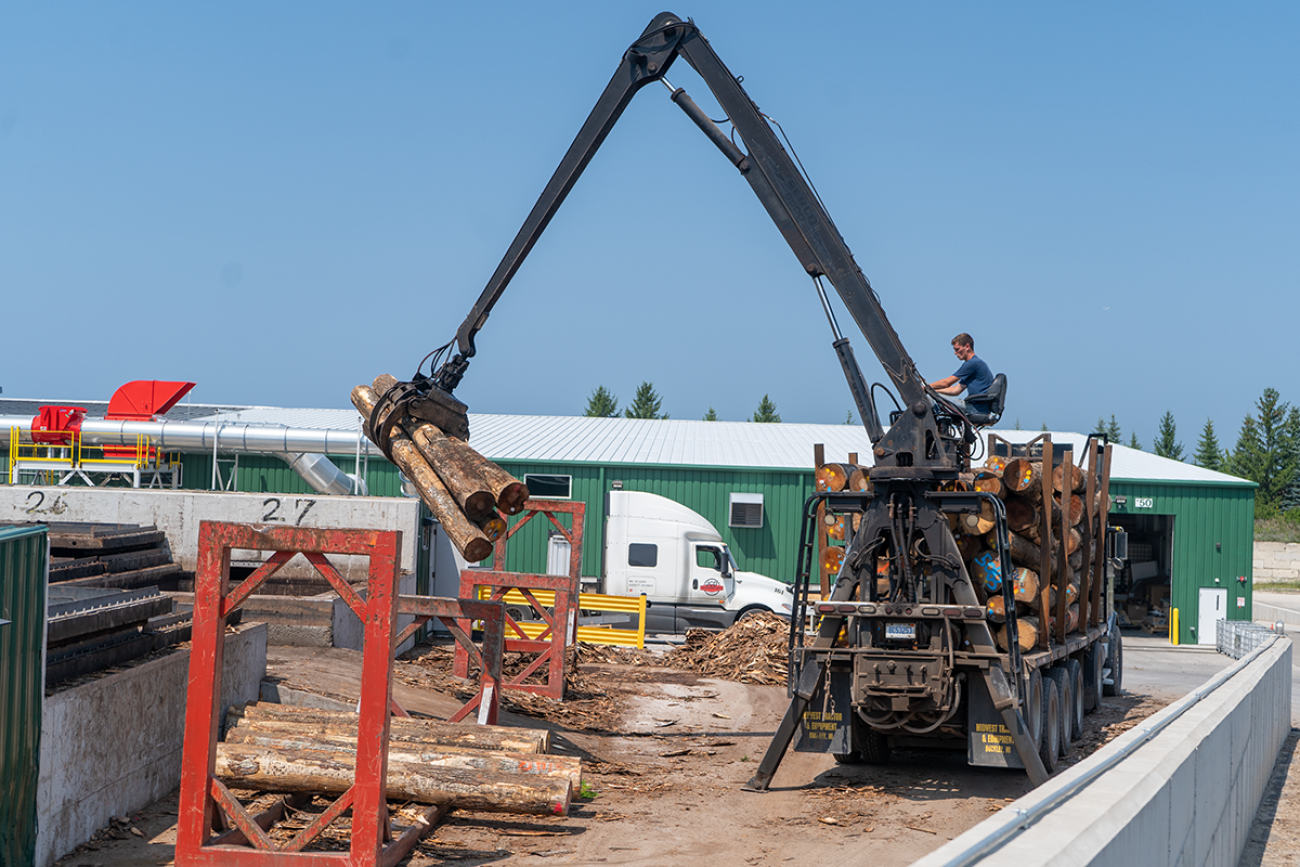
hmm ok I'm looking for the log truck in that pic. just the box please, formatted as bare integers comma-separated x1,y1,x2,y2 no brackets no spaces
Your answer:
372,12,1121,787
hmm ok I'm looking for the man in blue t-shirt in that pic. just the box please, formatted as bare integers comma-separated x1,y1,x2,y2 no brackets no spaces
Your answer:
929,333,993,412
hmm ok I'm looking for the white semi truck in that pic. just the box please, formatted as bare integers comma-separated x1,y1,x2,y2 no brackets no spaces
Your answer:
597,490,794,634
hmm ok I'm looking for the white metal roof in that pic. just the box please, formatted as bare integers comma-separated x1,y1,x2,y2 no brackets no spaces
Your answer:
187,408,1252,485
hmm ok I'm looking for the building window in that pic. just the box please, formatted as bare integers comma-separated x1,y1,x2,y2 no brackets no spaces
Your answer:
729,492,764,528
523,474,572,499
629,543,658,568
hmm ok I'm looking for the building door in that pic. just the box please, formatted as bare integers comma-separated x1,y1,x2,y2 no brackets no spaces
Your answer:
1198,587,1227,646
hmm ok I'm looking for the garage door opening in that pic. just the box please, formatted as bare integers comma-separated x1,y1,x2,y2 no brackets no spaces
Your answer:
1112,513,1175,636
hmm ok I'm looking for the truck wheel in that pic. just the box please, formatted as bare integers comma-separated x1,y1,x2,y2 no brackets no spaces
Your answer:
1024,668,1043,749
1082,642,1104,711
860,727,892,765
1038,678,1060,773
1103,630,1124,697
1063,658,1084,741
832,749,864,765
736,606,769,623
1044,667,1072,757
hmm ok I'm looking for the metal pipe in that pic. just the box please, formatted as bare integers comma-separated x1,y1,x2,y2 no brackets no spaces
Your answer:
0,416,380,457
931,634,1283,867
1,415,379,495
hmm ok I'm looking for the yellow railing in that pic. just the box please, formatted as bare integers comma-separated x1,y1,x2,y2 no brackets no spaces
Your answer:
477,586,647,648
8,427,159,481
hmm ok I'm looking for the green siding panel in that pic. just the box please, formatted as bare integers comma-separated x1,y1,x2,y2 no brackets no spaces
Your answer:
0,525,47,867
1109,481,1256,644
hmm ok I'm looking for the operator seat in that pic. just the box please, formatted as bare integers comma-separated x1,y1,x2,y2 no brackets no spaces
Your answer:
962,373,1006,426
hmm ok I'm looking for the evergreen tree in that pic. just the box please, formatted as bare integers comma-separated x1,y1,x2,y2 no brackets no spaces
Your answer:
703,406,718,421
1227,388,1298,507
1193,418,1222,471
844,410,855,425
1105,415,1122,443
623,381,667,419
1153,411,1184,461
1041,422,1049,432
583,386,619,418
1014,418,1023,431
1128,431,1141,450
751,394,781,423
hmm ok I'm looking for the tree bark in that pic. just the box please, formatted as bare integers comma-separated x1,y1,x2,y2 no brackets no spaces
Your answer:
351,385,493,562
1004,496,1038,533
1003,531,1056,572
214,744,571,816
223,730,581,790
229,705,550,754
1056,494,1084,526
1053,462,1086,494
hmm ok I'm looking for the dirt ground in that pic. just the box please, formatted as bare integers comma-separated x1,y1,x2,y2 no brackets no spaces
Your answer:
54,638,1171,867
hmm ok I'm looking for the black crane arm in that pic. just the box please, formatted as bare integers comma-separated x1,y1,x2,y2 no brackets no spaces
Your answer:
424,12,963,471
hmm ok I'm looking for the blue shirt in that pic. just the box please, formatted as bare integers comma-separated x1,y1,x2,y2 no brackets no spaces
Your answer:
953,355,994,404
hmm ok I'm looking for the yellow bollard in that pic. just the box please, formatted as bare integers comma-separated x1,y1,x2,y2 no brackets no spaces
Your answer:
1171,608,1179,646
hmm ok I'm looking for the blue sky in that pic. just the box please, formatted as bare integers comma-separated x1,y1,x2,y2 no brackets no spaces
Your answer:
2,3,1296,454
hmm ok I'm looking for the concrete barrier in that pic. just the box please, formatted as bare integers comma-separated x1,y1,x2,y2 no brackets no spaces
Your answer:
910,637,1293,867
0,485,421,580
36,623,267,867
1254,541,1300,584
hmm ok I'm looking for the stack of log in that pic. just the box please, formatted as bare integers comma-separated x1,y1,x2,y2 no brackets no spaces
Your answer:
351,375,528,562
218,703,576,816
953,454,1107,652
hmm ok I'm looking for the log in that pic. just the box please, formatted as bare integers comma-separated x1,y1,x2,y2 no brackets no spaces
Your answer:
371,374,530,517
1053,462,1086,494
352,386,493,562
1004,497,1038,534
1009,566,1039,603
958,501,997,536
956,532,984,562
970,550,1002,594
372,374,496,521
972,470,1004,498
995,617,1038,653
230,704,550,754
815,463,855,492
475,510,507,542
224,730,581,790
986,595,1007,623
1056,494,1084,526
1003,531,1056,572
984,456,1008,477
824,511,845,542
1003,459,1043,500
214,744,571,816
847,467,871,493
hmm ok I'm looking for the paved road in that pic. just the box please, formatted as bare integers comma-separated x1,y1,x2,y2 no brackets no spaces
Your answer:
1255,591,1300,725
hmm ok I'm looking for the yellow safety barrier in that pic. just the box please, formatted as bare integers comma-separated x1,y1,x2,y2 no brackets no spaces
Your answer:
1171,608,1179,646
478,586,647,649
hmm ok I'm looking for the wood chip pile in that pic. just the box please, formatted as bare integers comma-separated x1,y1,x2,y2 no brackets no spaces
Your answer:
663,612,790,686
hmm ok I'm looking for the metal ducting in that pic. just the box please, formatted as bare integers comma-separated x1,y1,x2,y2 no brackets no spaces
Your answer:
279,452,367,497
0,415,379,495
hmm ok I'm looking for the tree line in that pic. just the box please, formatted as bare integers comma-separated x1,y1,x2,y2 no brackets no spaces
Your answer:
583,382,787,422
1100,388,1300,518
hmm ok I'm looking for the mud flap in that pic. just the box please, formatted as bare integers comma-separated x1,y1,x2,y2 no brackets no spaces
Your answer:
794,662,853,754
968,669,1022,768
977,666,1048,786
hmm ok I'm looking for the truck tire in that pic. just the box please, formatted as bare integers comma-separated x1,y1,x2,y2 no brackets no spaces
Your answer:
1025,668,1043,749
860,726,891,765
1038,678,1060,774
832,749,863,765
1063,658,1084,741
1103,629,1124,697
1044,667,1072,757
1082,642,1104,711
736,606,770,623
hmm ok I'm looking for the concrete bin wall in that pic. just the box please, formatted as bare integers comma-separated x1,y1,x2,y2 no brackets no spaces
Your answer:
1255,542,1300,584
36,623,267,867
910,637,1293,867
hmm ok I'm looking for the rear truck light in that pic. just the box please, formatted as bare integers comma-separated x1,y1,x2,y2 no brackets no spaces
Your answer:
858,603,877,615
944,607,962,618
964,607,984,619
921,606,940,616
836,603,857,614
816,603,836,614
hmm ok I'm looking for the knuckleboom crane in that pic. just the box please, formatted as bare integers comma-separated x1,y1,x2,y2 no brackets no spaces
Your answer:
382,12,1051,787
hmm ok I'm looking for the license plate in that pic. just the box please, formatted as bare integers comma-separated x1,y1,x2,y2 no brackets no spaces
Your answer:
886,622,915,639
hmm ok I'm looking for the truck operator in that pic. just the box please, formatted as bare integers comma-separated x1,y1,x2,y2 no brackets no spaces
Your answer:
928,332,994,413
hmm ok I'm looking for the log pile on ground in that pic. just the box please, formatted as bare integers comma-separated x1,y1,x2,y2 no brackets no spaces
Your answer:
350,375,528,562
663,611,790,686
219,703,574,816
953,453,1106,652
